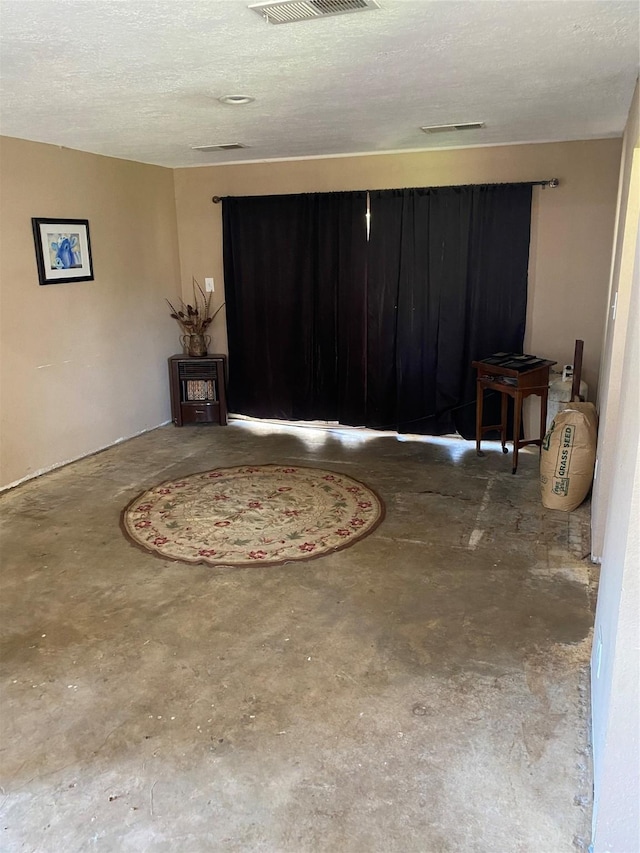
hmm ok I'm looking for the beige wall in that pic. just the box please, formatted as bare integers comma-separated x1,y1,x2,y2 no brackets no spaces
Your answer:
174,139,622,421
589,80,640,851
592,86,640,557
0,137,182,489
0,136,622,488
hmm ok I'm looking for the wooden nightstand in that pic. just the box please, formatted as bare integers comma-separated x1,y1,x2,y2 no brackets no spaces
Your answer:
472,353,556,474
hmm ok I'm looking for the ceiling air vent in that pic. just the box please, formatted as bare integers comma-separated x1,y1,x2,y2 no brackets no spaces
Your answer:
421,122,485,134
249,0,380,25
191,143,247,152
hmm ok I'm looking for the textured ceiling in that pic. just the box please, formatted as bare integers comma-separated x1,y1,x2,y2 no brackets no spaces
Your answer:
0,0,638,168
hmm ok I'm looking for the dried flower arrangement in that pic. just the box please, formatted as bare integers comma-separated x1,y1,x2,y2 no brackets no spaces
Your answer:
166,278,225,336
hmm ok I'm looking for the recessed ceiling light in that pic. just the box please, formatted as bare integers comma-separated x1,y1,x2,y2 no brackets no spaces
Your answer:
218,95,255,105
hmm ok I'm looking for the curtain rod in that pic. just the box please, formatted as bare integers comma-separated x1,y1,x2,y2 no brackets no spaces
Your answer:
211,178,559,203
531,178,560,187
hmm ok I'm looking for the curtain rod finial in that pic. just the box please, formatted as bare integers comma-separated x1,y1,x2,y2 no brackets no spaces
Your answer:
548,178,559,188
212,196,222,204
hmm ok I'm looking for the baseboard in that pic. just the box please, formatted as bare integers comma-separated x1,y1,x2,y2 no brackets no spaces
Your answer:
0,420,173,493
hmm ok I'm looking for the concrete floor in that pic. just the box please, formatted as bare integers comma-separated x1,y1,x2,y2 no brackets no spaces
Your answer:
0,420,596,853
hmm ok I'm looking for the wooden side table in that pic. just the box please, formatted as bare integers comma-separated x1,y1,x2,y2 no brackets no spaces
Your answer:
472,354,556,474
168,354,228,427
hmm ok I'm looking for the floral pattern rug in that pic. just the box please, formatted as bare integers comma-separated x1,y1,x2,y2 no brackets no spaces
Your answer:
121,464,384,567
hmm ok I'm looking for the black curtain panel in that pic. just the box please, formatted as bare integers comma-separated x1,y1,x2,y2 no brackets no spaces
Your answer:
452,184,533,438
222,192,367,420
222,183,532,439
364,184,532,438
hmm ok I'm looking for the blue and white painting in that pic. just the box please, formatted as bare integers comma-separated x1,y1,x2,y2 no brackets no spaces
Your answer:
47,232,82,270
33,217,94,284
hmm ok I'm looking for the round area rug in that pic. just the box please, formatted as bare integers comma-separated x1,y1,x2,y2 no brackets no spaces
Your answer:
121,464,384,567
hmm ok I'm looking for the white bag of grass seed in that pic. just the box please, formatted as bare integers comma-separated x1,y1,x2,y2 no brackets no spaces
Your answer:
540,402,598,511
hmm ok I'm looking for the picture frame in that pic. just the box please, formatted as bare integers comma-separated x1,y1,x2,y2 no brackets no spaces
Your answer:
31,217,94,285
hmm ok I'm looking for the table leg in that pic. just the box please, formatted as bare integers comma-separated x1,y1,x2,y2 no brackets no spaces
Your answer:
512,390,523,475
539,388,549,451
476,380,484,456
501,391,509,454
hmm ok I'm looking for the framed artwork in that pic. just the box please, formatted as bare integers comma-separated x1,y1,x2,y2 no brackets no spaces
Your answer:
31,218,94,285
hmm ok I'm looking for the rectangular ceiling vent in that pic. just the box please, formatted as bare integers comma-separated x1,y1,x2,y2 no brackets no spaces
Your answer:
421,122,485,134
191,143,247,152
249,0,380,25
